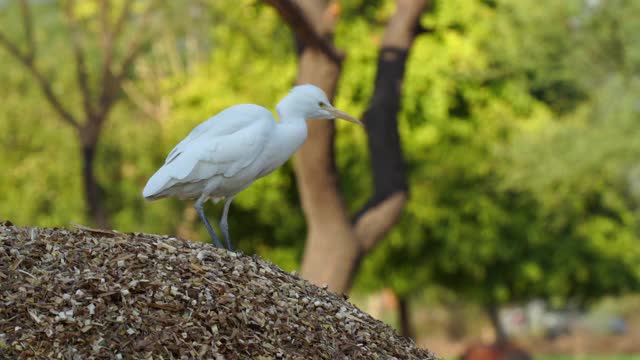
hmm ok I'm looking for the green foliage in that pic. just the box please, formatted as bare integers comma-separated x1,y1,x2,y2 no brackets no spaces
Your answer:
494,0,640,303
536,356,640,360
1,0,638,310
0,1,85,226
352,0,548,301
354,0,640,306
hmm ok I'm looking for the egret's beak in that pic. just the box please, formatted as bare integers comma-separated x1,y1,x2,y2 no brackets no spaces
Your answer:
328,107,363,126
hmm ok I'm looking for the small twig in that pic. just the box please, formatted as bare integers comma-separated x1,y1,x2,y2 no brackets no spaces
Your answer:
263,0,344,64
100,0,156,117
18,0,35,61
101,0,133,93
0,32,25,62
414,23,434,36
30,227,39,241
72,223,116,235
121,80,167,120
31,68,81,128
0,5,80,129
111,0,134,42
18,269,37,279
98,0,110,39
149,303,184,312
65,0,95,119
97,0,112,84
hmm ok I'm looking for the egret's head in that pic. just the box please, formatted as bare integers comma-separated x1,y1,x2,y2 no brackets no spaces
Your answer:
277,84,362,126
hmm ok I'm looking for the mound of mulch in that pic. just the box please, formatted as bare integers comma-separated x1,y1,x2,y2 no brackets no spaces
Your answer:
0,223,436,359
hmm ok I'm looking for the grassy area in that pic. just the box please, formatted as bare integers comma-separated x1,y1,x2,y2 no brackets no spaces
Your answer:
537,356,640,360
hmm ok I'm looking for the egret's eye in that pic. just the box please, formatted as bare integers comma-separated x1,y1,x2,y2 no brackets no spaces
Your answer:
318,101,325,108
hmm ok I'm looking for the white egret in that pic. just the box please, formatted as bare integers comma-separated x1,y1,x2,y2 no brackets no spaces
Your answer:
143,84,361,250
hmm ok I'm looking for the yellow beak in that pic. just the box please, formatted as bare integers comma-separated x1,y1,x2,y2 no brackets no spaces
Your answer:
327,107,363,126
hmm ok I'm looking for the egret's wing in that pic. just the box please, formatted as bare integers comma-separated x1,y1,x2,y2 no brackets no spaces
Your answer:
173,118,272,182
164,120,212,164
164,104,269,165
143,105,274,198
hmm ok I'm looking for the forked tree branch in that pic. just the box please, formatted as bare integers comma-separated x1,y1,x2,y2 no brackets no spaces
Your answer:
98,0,155,118
0,32,25,63
18,0,35,62
65,0,95,119
0,0,159,229
0,32,80,129
111,0,133,41
350,0,429,256
98,0,110,59
101,0,132,89
263,0,343,64
275,0,428,293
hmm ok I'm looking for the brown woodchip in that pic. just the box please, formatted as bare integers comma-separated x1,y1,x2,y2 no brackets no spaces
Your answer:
0,222,436,359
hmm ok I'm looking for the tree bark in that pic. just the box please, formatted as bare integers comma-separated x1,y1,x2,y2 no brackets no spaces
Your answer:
81,144,108,228
79,123,109,229
261,0,342,64
287,0,357,292
269,0,428,294
487,302,508,344
446,300,468,340
397,294,415,339
0,0,155,229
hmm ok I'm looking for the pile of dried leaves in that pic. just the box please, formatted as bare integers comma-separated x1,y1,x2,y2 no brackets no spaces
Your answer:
0,223,436,359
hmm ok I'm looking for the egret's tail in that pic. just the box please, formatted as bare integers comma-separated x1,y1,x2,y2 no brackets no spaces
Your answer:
142,167,173,201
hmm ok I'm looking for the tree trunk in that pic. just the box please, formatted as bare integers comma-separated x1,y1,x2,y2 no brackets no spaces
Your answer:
79,125,109,229
267,0,428,293
81,144,108,228
291,0,358,292
296,0,428,293
397,294,415,339
0,0,151,231
446,300,468,340
487,303,508,344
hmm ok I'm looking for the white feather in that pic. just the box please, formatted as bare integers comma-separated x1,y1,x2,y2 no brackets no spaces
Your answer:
142,105,273,199
142,84,359,204
141,84,360,249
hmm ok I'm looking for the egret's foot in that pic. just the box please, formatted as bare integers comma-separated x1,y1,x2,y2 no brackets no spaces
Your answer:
195,204,223,249
220,196,235,251
207,229,224,249
221,226,233,251
222,234,233,251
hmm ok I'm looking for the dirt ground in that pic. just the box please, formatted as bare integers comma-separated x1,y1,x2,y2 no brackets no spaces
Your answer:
418,326,640,358
357,289,640,358
0,224,436,359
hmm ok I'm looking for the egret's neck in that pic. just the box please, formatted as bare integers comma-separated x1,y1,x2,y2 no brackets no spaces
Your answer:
276,95,311,123
272,108,308,162
269,90,314,159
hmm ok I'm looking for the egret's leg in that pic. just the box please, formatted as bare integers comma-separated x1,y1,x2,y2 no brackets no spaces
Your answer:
194,197,223,249
220,196,235,251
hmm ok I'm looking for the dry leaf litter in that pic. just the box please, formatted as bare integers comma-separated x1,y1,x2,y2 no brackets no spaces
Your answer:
0,222,436,359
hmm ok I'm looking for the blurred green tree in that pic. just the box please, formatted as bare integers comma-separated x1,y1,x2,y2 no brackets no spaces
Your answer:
0,0,164,227
498,0,640,309
1,0,638,343
266,0,429,298
353,0,640,340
